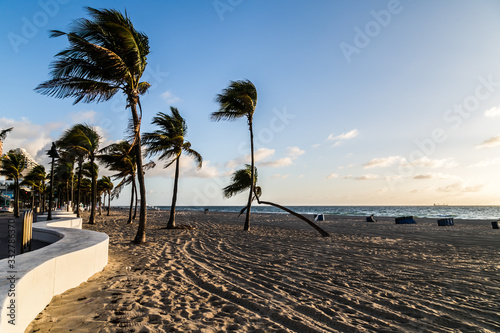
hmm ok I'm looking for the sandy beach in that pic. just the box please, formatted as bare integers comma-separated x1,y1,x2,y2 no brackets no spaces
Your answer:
25,209,499,332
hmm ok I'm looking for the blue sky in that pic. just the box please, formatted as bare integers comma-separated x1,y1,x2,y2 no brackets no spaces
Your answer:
2,0,500,206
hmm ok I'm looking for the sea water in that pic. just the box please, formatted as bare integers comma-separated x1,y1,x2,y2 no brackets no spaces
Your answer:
147,206,500,220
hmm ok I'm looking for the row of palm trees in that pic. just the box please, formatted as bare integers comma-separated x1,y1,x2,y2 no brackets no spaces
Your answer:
32,6,328,243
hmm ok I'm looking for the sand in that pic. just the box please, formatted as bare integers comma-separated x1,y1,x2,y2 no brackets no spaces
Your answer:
25,209,500,332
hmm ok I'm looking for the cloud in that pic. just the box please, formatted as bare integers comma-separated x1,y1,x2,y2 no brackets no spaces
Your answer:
413,173,458,180
328,129,359,147
409,157,458,169
271,174,289,179
469,157,500,168
326,173,338,180
476,135,500,149
0,117,62,164
437,182,484,193
286,146,305,158
260,157,293,168
255,148,276,162
328,129,359,141
146,156,219,178
363,156,458,169
344,174,379,180
225,148,276,168
363,156,405,168
161,91,182,104
484,106,500,118
69,110,97,124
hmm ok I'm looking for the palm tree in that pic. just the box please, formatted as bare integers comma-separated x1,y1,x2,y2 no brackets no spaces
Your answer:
143,107,202,229
35,7,150,242
21,165,47,213
223,165,330,237
211,80,257,231
0,150,26,217
99,140,137,223
56,124,100,224
54,156,74,211
57,135,86,218
97,176,113,216
0,127,13,156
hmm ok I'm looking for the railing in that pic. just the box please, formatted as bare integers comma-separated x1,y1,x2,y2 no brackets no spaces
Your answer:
21,210,33,254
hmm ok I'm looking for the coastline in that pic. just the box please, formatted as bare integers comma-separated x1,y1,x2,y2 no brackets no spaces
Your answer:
26,209,499,332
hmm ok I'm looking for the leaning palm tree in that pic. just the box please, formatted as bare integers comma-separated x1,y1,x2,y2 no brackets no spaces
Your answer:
211,80,257,231
35,7,150,242
0,150,26,217
224,165,330,237
0,127,13,158
143,107,202,229
57,124,100,224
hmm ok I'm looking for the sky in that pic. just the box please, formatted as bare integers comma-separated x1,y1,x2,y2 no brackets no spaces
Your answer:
2,0,500,207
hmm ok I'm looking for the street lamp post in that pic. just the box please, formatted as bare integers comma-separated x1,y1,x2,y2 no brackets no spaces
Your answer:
47,142,59,221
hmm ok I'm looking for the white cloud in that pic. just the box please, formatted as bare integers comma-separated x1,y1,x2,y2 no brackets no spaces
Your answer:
161,91,182,104
225,148,276,168
271,174,289,179
469,157,500,168
476,135,500,149
409,157,458,169
286,146,305,158
328,129,359,141
69,110,97,124
484,106,500,118
226,147,302,169
260,157,293,168
355,174,379,180
146,156,219,178
437,182,484,193
326,173,338,180
363,156,458,169
413,173,458,180
363,156,405,168
344,174,379,180
0,117,62,164
255,148,276,162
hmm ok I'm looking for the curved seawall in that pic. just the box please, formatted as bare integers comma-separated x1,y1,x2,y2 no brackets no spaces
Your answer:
0,211,108,332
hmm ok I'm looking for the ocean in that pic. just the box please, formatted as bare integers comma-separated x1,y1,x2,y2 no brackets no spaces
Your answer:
143,205,500,221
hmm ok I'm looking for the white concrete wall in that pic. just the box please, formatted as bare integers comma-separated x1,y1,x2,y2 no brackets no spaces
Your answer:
0,212,109,332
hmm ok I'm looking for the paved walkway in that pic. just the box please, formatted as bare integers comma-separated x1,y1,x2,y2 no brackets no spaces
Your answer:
0,212,50,260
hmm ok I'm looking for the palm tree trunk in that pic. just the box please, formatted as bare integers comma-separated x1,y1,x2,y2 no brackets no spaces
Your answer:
244,120,255,231
133,178,138,220
127,180,134,224
107,190,111,216
89,156,97,224
75,160,83,217
131,102,147,244
255,197,330,237
167,156,180,229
